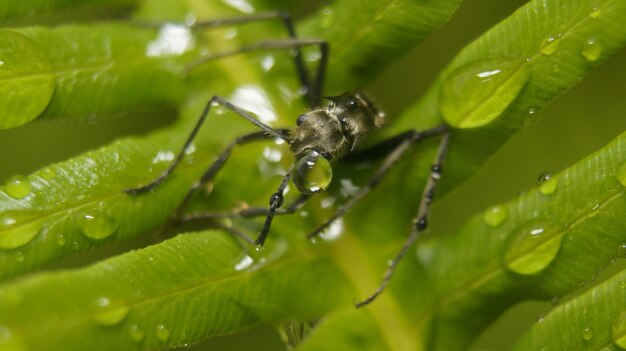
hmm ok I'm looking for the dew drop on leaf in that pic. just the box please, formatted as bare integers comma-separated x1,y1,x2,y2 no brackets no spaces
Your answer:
582,326,593,341
582,37,602,62
504,222,564,275
483,205,508,228
78,210,118,240
156,324,170,341
0,30,56,129
439,58,530,128
37,168,57,181
14,251,25,263
94,305,130,327
129,325,145,342
537,172,558,195
616,161,626,186
540,35,561,55
0,212,43,250
617,243,626,258
4,176,32,199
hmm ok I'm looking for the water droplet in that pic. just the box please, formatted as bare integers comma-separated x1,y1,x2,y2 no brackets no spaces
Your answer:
156,324,170,341
483,205,508,228
618,243,626,258
538,172,558,195
590,9,602,18
37,168,57,181
4,176,31,199
0,213,43,249
78,211,118,240
621,281,626,289
56,234,66,246
582,327,593,341
612,312,626,348
504,222,564,275
14,251,25,262
292,151,332,195
616,161,626,186
582,37,602,62
94,305,130,326
320,7,335,29
541,35,561,55
234,255,254,271
439,58,530,128
129,324,145,342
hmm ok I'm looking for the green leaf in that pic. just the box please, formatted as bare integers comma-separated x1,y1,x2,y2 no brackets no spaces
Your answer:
512,269,626,350
299,0,463,90
0,23,195,129
0,231,350,350
392,0,626,189
0,0,140,26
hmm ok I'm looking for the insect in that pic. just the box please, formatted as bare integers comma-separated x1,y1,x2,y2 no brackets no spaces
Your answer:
125,12,451,307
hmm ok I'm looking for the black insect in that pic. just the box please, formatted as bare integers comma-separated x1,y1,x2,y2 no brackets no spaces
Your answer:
125,12,450,307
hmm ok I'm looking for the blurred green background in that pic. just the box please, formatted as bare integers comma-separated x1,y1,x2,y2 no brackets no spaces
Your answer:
0,0,624,349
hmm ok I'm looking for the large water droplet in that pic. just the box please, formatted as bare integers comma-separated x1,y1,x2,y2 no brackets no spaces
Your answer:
156,324,170,341
582,37,602,62
292,151,332,195
4,176,31,199
37,168,56,181
582,326,593,341
612,312,626,348
94,305,130,326
78,210,118,240
538,172,558,195
129,324,145,342
439,58,530,128
540,35,561,55
616,161,626,186
504,222,564,275
0,213,43,249
483,205,508,228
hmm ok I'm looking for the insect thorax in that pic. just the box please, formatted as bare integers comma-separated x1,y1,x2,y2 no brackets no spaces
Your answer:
289,109,351,160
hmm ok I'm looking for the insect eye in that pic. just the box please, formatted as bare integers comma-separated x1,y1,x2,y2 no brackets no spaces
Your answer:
292,151,333,195
327,100,336,109
347,99,359,111
296,114,307,126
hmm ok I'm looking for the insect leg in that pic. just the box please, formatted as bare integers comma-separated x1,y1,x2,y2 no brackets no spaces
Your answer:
124,95,290,195
355,130,451,308
178,193,310,221
255,163,295,246
307,125,448,240
186,38,328,108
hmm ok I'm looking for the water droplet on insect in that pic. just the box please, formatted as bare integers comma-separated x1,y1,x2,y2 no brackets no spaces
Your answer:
439,58,530,128
37,168,56,181
538,172,558,195
156,324,170,341
541,35,561,55
95,305,130,326
4,176,31,199
617,243,626,258
79,211,118,240
582,327,593,341
483,205,508,228
504,222,564,275
616,161,626,186
582,37,602,62
612,312,626,348
129,324,145,342
292,151,332,195
320,7,335,29
234,255,254,271
0,213,43,250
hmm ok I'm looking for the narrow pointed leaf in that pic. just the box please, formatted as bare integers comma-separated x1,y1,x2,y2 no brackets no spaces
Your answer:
0,231,350,351
512,269,626,350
